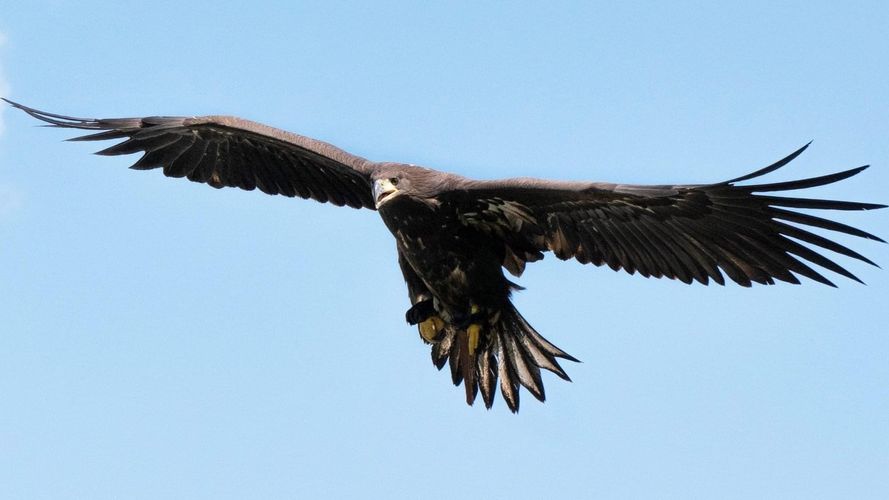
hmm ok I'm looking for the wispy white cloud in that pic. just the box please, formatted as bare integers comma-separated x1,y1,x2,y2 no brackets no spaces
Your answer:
0,31,18,220
0,183,24,220
0,31,9,137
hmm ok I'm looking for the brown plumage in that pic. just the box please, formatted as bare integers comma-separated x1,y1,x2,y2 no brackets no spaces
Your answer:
5,98,885,412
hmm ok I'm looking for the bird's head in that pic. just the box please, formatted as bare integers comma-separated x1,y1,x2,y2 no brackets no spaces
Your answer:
371,164,446,209
372,175,402,208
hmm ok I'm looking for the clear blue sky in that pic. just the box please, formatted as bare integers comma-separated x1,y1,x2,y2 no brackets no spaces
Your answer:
1,2,887,499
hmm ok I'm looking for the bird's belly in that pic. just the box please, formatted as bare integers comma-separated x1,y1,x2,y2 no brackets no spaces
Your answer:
380,198,511,317
398,228,509,319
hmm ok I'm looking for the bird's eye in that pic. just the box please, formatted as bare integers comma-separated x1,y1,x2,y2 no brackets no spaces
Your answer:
389,177,399,186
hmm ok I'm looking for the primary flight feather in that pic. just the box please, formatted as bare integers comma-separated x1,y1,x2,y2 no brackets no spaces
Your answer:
5,98,885,412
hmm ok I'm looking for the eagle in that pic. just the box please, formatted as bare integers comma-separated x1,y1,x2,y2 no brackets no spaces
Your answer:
5,98,885,412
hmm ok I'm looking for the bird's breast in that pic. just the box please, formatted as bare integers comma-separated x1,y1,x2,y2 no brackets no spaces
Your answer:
378,195,453,237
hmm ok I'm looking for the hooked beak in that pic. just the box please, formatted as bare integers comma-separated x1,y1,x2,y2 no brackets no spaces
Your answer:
373,178,399,208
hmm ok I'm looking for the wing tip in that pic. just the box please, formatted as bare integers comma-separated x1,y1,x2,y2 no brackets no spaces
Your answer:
725,141,813,184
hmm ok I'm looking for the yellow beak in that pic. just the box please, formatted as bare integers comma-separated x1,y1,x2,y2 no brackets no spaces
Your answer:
373,178,399,207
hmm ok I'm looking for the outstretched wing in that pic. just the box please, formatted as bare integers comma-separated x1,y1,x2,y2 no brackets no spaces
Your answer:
446,143,885,286
4,99,376,209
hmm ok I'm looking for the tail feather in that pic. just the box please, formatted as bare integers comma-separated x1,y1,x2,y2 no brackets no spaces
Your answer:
496,337,520,411
430,302,578,412
478,349,498,409
445,330,479,406
431,332,452,370
503,333,545,402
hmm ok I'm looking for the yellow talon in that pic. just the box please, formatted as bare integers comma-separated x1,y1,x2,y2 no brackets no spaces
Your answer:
419,315,444,343
467,323,481,356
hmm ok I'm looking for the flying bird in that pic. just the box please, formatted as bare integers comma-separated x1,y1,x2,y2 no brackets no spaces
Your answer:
5,98,885,412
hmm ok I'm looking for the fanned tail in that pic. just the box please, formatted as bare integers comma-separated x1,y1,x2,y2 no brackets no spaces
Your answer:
430,302,578,413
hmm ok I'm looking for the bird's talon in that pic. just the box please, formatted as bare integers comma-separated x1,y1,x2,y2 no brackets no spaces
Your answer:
419,315,445,343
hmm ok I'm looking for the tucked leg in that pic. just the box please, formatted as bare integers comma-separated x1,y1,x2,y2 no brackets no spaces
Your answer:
398,248,446,343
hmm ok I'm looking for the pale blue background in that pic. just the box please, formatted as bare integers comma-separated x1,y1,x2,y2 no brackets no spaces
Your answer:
1,2,887,499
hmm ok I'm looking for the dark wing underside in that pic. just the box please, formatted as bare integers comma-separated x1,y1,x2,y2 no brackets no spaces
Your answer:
447,143,885,287
4,99,376,209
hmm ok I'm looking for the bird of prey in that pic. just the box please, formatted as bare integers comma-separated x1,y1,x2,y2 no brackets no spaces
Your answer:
5,98,885,412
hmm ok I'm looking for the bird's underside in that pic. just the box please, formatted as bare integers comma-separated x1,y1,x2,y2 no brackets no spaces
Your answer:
5,98,885,412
